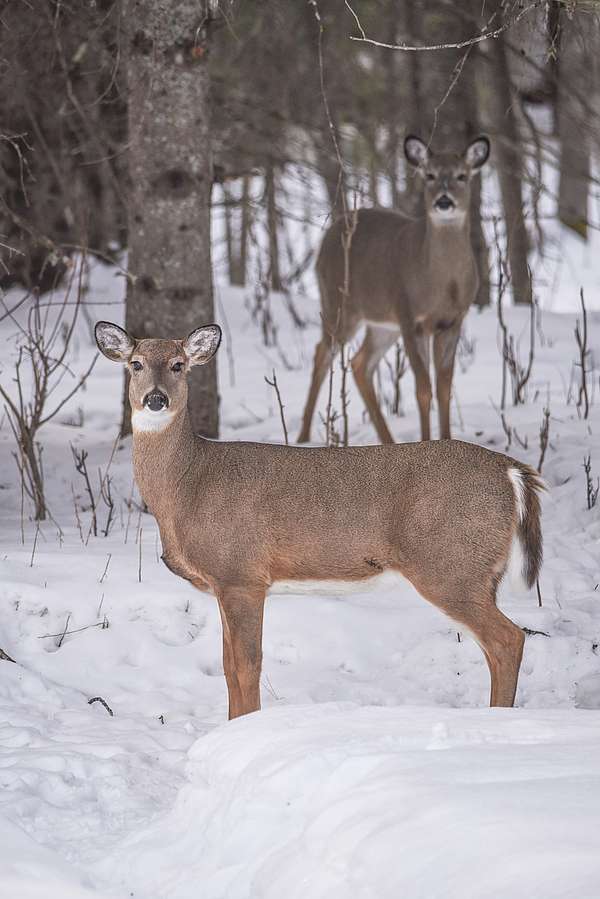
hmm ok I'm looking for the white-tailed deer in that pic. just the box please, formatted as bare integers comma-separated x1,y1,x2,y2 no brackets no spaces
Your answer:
298,134,491,445
96,320,543,719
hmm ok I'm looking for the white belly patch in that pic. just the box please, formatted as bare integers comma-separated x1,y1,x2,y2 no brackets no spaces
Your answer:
268,569,411,597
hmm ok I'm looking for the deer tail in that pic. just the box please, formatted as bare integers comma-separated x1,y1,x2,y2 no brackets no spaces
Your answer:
506,464,545,591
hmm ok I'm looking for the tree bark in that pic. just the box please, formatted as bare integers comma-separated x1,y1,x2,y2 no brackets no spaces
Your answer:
265,160,283,292
488,32,532,304
124,0,218,437
418,1,490,306
557,11,591,239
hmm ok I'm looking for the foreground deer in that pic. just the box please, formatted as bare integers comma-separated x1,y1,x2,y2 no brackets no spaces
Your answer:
96,320,543,718
298,134,490,445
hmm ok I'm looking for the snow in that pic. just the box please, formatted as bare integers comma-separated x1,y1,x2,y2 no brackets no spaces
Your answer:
101,704,600,899
1,234,600,896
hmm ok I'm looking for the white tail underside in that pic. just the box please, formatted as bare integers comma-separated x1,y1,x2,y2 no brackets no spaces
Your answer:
506,467,528,593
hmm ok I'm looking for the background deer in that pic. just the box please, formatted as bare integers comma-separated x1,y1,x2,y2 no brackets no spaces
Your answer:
298,135,490,445
96,319,543,719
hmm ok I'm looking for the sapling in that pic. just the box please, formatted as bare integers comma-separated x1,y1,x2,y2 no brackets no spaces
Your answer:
0,264,97,522
583,455,599,510
574,289,590,420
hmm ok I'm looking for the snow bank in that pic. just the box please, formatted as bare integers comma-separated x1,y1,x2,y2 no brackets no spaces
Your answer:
100,704,600,899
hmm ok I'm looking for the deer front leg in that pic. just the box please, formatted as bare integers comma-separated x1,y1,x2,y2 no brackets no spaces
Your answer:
217,584,266,719
404,331,432,441
351,325,400,445
433,322,461,440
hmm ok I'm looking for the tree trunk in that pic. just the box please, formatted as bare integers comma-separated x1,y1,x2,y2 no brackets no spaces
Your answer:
488,32,531,304
419,1,490,306
265,161,283,292
124,0,218,437
402,0,425,205
238,175,250,287
557,11,591,239
385,0,401,206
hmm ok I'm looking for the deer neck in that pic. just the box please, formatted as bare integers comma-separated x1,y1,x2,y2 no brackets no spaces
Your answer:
131,406,201,517
422,212,471,272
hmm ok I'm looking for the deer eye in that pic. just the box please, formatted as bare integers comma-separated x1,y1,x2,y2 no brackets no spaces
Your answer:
457,173,467,182
171,361,184,373
426,173,436,182
131,360,143,372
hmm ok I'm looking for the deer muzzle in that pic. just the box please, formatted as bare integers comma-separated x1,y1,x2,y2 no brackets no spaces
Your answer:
434,194,455,211
144,389,169,411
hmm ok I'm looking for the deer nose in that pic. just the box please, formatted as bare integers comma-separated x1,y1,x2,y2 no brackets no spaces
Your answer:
435,194,455,211
144,390,169,411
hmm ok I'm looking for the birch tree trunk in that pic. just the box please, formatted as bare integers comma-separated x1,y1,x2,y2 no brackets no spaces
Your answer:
124,0,218,437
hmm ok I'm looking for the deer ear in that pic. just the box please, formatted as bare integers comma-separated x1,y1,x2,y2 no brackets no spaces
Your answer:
183,324,222,366
95,321,135,362
404,135,430,168
465,136,490,171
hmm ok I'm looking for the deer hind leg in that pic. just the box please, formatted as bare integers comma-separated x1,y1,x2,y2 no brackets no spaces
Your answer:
477,607,525,708
403,331,432,441
412,570,524,707
433,321,461,440
351,325,400,444
217,585,266,719
448,591,524,708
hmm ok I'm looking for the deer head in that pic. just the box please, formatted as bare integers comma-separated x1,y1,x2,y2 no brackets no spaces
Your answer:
95,322,221,431
404,135,490,223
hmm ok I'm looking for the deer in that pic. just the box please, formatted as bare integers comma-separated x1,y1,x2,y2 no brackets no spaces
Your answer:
298,134,491,445
95,319,543,719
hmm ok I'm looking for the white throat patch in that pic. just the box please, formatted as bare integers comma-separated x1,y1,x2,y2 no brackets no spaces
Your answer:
430,208,467,225
132,407,175,433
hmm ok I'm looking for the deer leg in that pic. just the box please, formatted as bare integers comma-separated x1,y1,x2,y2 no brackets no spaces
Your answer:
410,569,524,707
217,598,243,719
465,604,525,708
217,585,266,719
351,325,400,444
433,323,461,440
298,337,335,443
403,332,432,441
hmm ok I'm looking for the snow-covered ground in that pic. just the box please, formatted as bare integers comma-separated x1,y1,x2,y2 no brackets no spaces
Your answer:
1,243,599,896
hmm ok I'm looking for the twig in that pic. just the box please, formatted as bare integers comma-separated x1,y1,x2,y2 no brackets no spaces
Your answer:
88,696,114,717
264,369,289,444
522,626,550,637
537,407,550,474
71,482,84,543
346,1,539,52
583,455,599,510
99,553,112,584
57,613,72,648
71,445,97,536
575,288,590,420
38,620,106,640
29,522,40,567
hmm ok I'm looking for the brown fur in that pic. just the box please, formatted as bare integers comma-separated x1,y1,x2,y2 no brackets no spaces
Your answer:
298,141,489,445
95,325,544,719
